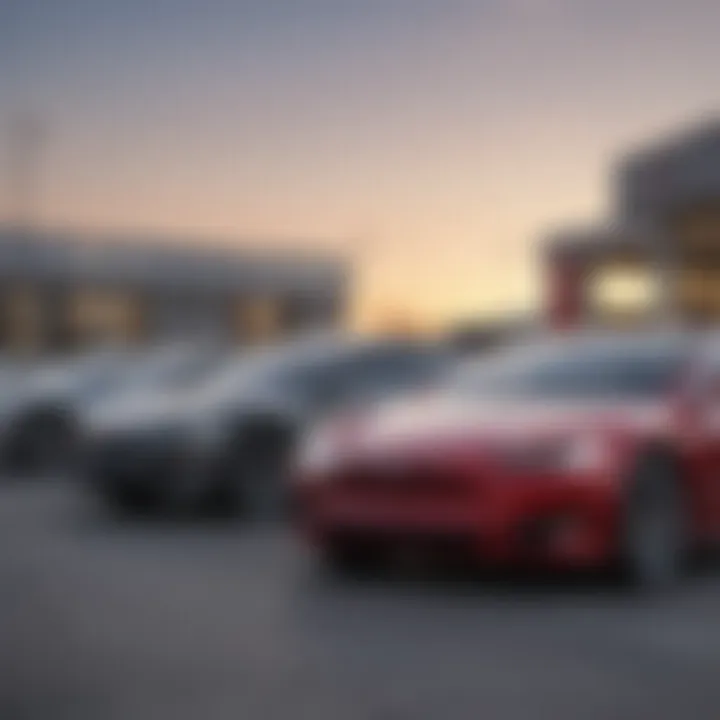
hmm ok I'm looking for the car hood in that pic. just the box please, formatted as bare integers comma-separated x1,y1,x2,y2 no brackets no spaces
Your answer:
84,384,293,434
0,380,66,425
87,391,186,428
340,393,674,455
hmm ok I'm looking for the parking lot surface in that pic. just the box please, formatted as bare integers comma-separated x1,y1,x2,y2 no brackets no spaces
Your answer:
3,481,720,720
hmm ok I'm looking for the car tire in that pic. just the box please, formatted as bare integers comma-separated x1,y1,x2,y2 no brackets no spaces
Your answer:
209,423,294,521
7,411,77,477
38,414,78,476
322,541,383,580
621,452,687,591
98,483,164,519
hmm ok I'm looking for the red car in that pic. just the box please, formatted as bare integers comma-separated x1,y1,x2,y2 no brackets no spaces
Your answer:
293,332,720,587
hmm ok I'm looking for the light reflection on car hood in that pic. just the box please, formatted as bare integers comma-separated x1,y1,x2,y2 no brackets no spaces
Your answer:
85,389,202,431
85,383,284,433
348,394,674,453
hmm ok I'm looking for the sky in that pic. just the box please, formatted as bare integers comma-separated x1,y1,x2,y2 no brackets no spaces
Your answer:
3,0,720,329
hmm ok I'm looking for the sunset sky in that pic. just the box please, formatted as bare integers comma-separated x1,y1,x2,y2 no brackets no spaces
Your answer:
3,0,720,328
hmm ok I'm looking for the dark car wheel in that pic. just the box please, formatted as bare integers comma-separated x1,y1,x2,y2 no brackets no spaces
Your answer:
322,541,383,580
208,423,294,520
7,412,78,477
94,480,165,518
622,453,686,590
37,415,78,474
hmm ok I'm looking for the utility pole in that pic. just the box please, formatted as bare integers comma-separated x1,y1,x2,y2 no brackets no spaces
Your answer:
7,111,45,234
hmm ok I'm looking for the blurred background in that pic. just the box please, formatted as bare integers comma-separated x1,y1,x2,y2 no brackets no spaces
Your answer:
5,1,720,351
5,1,720,719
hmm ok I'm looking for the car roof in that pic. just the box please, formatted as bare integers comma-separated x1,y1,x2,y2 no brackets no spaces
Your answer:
459,329,697,370
241,333,440,366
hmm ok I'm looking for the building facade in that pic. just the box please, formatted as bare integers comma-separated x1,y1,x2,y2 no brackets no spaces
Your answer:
0,228,349,354
546,119,720,328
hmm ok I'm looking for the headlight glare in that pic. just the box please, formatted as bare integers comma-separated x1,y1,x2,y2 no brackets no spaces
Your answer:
500,434,609,474
561,434,608,472
296,430,337,478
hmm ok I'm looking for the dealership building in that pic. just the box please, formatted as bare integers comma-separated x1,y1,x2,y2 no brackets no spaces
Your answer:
0,227,349,353
546,119,720,328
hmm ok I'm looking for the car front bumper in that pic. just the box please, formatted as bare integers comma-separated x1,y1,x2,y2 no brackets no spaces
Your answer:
296,463,622,569
85,428,214,504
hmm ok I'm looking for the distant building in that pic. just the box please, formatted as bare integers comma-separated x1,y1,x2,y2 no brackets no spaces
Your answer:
0,227,349,354
545,119,720,328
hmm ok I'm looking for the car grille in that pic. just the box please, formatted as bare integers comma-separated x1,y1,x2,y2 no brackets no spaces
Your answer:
90,432,186,482
336,460,475,501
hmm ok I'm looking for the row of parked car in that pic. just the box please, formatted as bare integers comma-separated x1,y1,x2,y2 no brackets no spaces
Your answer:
0,335,452,515
6,329,718,590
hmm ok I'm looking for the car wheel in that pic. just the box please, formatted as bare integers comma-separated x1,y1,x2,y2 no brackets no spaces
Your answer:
98,482,163,518
622,453,686,590
36,415,78,475
210,423,294,520
8,412,77,477
322,541,383,580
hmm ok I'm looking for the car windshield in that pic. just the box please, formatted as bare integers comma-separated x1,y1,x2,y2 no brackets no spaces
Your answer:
194,340,343,402
121,350,221,394
453,337,687,400
195,338,450,406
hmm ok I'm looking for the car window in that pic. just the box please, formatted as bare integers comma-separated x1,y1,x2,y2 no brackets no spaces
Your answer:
454,338,687,400
349,347,445,390
296,345,446,409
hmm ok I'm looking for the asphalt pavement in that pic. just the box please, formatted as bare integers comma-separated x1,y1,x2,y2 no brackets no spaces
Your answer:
2,481,720,720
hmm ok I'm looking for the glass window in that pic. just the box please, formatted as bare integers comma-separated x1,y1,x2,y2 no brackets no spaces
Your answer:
454,337,687,400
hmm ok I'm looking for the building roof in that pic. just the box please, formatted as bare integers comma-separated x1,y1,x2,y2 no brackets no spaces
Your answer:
0,227,348,296
617,117,720,222
545,116,720,262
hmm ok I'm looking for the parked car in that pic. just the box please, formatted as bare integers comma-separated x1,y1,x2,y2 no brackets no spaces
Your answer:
0,350,128,475
294,331,720,588
84,335,451,517
0,345,220,476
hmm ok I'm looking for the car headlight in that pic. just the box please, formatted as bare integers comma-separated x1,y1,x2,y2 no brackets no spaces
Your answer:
295,429,338,479
501,434,610,474
560,434,609,473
